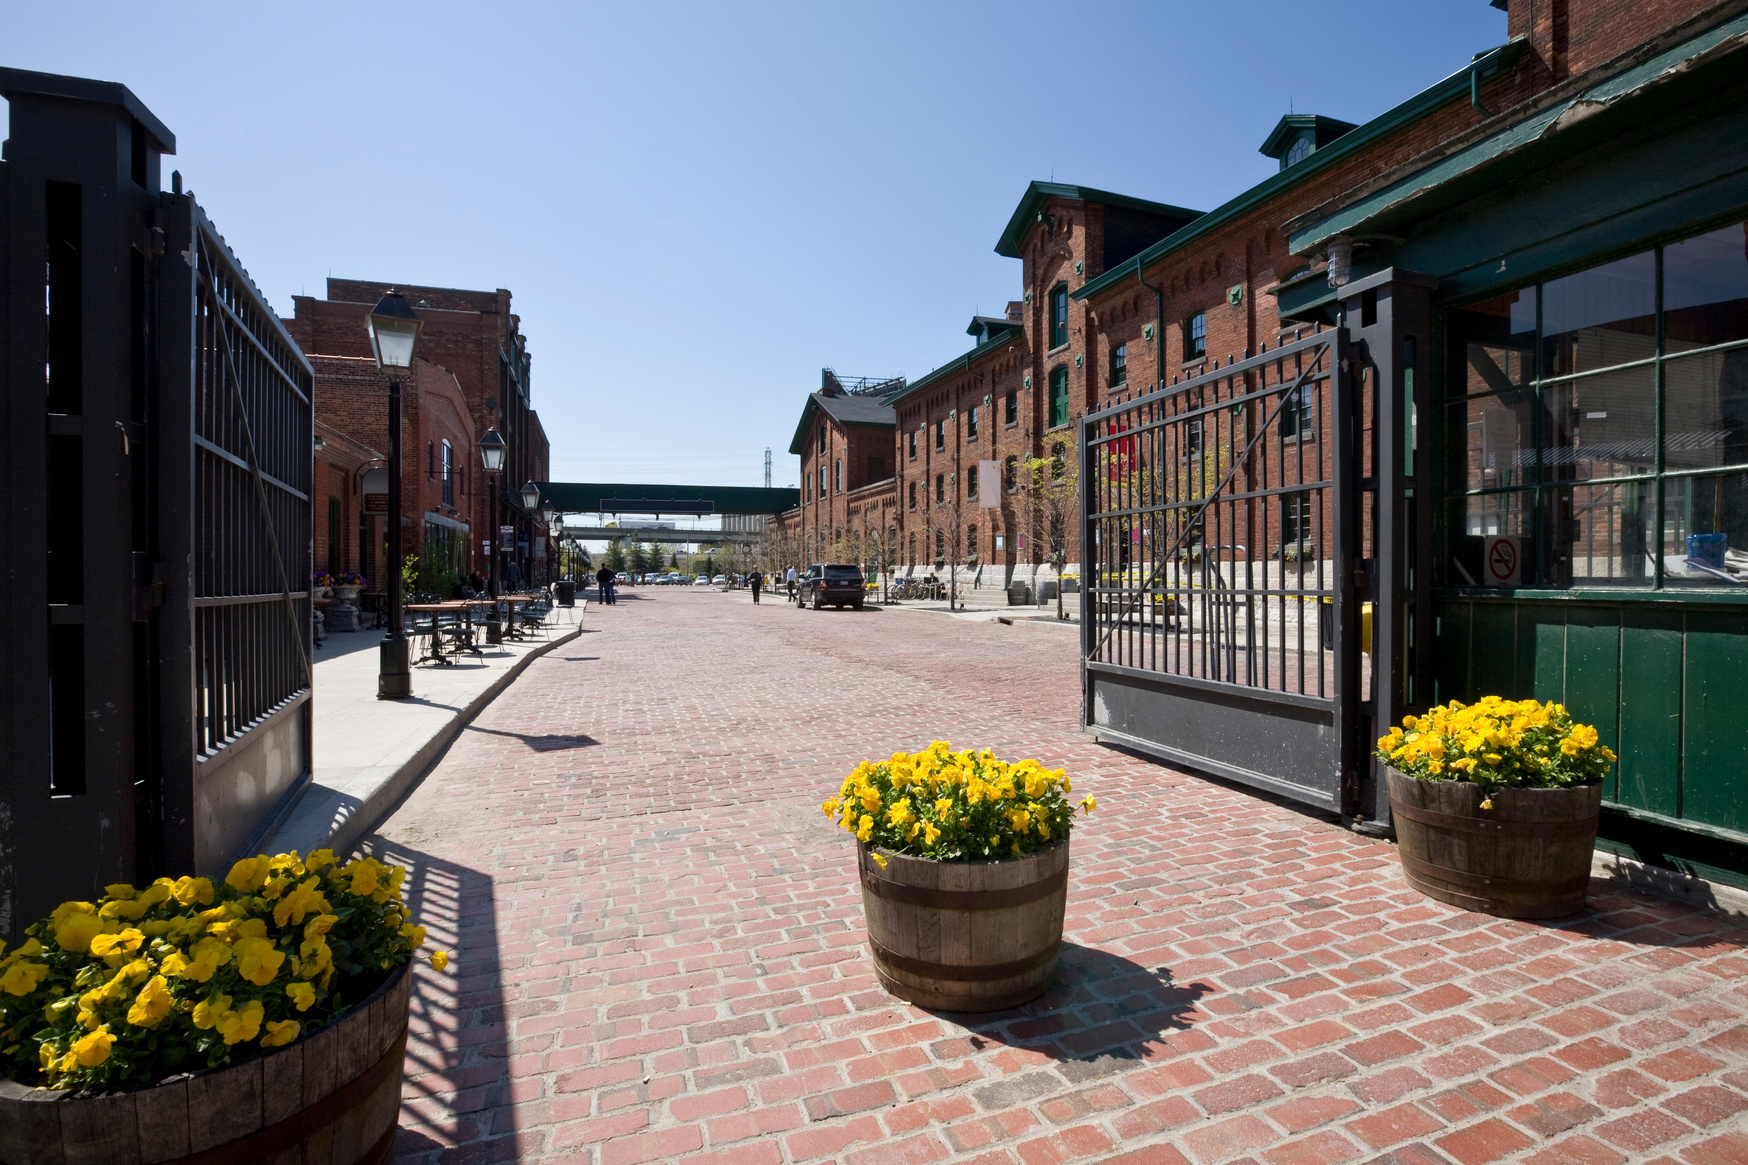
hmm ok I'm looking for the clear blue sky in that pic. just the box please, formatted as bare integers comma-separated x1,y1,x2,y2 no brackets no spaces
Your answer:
7,2,1506,491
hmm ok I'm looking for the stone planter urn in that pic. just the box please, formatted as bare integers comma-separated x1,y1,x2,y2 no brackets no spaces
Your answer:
328,584,364,633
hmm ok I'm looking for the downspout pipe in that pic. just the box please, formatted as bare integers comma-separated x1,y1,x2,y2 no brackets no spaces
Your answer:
1135,257,1165,394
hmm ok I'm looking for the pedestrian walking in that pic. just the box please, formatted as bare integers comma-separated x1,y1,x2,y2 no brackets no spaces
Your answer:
750,571,762,604
595,564,616,605
786,565,797,603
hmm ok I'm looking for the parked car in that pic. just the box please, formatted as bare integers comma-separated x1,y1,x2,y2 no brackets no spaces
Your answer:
798,562,866,610
712,574,726,585
615,572,630,584
693,575,711,586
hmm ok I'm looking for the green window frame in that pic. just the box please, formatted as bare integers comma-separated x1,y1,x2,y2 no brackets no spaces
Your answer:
1050,284,1068,349
1048,365,1070,429
1444,219,1748,592
1183,312,1206,360
1005,389,1017,426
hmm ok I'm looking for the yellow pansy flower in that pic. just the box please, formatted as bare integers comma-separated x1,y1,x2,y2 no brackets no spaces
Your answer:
235,936,286,986
127,976,173,1027
225,856,271,894
286,981,317,1011
0,960,49,996
429,951,450,972
72,1027,115,1066
261,1019,300,1048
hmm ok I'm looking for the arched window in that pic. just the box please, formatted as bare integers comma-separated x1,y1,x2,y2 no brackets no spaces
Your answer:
934,529,944,562
1005,455,1019,493
967,525,978,558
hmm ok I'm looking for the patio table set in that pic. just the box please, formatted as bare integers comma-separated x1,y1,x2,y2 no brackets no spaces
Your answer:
404,593,555,665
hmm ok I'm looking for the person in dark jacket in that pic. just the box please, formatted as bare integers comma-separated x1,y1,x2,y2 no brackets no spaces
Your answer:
595,564,616,605
749,571,762,604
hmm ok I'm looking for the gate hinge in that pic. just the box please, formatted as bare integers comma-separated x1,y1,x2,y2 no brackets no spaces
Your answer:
1351,566,1369,591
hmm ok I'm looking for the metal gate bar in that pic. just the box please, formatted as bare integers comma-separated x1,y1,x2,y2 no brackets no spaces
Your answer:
1080,329,1360,812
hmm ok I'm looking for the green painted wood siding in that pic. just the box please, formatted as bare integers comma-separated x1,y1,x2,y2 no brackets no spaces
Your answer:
1433,596,1748,839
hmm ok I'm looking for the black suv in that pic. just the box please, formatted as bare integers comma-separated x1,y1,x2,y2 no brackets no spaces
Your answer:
797,562,866,610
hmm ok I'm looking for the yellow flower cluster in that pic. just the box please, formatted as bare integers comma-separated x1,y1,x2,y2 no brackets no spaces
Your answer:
1375,696,1617,795
0,851,451,1091
822,742,1092,862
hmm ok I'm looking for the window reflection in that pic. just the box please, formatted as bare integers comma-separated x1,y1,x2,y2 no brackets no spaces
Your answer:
1541,250,1655,377
1543,366,1655,482
1449,291,1535,396
1445,223,1748,588
1663,471,1748,586
1664,222,1748,349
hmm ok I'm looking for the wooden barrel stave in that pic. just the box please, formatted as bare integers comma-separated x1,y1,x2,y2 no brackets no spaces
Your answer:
0,960,410,1165
1386,769,1600,919
860,840,1069,1012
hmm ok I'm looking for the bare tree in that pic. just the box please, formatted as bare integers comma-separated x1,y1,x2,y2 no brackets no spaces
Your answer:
1017,432,1082,620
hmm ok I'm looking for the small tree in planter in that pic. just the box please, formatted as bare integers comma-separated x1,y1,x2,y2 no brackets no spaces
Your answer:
822,743,1095,1012
1378,697,1617,919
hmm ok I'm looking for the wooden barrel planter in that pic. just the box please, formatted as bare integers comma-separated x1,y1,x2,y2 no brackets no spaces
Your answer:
858,838,1069,1012
1386,768,1601,919
0,960,410,1165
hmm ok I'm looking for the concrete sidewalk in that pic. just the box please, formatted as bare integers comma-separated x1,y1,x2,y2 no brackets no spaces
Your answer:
261,609,583,859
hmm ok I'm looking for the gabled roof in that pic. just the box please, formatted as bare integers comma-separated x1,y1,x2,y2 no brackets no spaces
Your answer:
1259,114,1359,161
994,181,1204,258
787,391,897,455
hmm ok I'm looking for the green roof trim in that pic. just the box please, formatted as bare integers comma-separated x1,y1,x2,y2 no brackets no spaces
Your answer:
1287,12,1748,254
994,181,1205,259
885,326,1027,410
1071,38,1525,304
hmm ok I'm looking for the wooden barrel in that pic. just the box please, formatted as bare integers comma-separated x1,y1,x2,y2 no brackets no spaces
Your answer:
1386,768,1601,919
0,960,410,1165
858,839,1069,1012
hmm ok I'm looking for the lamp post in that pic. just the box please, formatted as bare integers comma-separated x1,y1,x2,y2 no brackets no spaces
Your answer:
543,504,560,587
520,480,539,587
368,290,422,700
478,428,507,644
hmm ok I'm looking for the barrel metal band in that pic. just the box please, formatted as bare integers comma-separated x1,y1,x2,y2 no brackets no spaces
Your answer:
860,866,1067,911
1398,849,1591,895
171,1028,408,1165
1391,799,1596,839
870,936,1060,983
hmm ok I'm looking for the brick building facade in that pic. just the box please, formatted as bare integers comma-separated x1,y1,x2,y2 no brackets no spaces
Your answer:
776,0,1730,588
285,279,553,589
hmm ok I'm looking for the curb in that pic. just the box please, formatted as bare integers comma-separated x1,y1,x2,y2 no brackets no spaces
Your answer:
265,624,583,858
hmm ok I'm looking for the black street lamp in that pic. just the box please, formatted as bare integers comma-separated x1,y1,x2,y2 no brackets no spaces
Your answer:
520,480,540,585
478,427,507,643
368,290,422,700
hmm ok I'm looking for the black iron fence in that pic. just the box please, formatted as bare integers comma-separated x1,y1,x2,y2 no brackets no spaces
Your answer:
0,69,313,937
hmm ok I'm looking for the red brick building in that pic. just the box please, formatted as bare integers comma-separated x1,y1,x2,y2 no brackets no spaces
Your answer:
285,279,553,589
782,370,904,565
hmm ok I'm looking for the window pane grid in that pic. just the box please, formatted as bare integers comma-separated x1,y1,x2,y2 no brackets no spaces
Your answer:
1444,221,1748,590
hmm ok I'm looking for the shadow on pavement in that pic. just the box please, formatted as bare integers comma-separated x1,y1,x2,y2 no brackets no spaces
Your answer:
919,942,1214,1084
465,726,600,752
351,836,514,1164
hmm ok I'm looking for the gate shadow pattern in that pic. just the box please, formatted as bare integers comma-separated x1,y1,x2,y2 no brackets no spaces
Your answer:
922,942,1215,1087
348,837,513,1163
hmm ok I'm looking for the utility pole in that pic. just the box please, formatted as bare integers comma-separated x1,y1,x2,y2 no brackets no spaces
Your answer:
765,447,772,489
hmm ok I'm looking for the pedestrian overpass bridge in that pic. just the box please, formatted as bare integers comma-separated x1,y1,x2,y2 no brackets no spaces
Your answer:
535,482,798,547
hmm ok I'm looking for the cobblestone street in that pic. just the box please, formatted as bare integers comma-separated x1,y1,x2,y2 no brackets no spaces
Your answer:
375,591,1748,1165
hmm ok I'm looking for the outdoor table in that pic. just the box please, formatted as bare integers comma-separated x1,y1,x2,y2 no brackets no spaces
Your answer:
405,602,477,665
500,595,537,640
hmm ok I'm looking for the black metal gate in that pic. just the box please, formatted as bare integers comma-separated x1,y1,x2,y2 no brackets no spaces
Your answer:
1080,329,1363,811
1,69,312,938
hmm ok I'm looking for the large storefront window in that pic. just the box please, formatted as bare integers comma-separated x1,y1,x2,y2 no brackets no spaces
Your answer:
1446,221,1748,589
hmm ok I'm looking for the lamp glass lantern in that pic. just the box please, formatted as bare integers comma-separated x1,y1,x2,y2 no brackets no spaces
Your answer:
367,291,423,372
478,428,507,473
520,480,540,511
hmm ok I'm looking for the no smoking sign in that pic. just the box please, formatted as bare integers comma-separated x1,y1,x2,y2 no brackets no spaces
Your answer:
1485,536,1521,585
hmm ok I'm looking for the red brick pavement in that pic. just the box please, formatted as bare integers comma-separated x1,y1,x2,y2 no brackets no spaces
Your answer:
371,591,1748,1165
